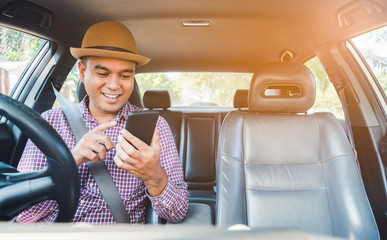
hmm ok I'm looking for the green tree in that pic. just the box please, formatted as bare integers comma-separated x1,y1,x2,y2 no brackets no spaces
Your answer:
136,72,251,106
180,72,250,106
0,26,44,61
305,57,343,118
136,73,182,104
352,26,387,94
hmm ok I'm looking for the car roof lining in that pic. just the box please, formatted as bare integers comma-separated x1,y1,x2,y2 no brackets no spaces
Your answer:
0,0,387,73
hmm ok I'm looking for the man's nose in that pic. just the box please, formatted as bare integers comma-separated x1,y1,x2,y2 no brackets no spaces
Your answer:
106,75,120,90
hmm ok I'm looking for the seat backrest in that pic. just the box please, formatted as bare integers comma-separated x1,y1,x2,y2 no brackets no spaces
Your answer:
180,112,221,190
143,90,182,151
216,62,379,239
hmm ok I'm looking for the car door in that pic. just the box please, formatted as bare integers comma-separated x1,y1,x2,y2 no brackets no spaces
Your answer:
315,25,387,238
0,25,53,167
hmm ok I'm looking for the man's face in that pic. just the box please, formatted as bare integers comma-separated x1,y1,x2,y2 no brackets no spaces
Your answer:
79,56,136,121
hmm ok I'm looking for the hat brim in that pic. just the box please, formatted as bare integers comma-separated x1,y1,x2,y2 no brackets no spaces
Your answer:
70,47,150,66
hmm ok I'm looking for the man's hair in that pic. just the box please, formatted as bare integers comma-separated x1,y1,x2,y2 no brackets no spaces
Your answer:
80,56,89,65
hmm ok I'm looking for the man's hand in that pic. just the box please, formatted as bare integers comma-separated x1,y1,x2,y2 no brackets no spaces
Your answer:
114,128,168,197
72,121,117,167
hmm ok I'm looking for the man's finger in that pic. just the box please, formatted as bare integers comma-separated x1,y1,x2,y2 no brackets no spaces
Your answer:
116,143,130,162
114,154,137,174
150,128,160,151
118,135,137,155
121,128,155,151
114,154,125,168
91,121,117,134
97,134,115,151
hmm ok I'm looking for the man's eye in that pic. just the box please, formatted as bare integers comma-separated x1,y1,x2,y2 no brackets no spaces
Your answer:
121,74,132,79
97,72,108,77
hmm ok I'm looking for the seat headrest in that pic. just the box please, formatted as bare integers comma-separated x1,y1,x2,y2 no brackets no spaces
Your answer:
77,81,88,102
249,62,316,113
143,90,171,109
233,89,248,109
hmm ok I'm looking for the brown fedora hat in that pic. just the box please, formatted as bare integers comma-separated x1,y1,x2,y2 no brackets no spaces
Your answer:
70,21,150,66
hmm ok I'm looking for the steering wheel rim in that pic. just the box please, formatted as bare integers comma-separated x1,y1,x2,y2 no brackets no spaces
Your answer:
0,94,80,222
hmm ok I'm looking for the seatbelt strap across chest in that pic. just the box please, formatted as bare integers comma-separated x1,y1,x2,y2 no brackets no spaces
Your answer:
53,84,130,223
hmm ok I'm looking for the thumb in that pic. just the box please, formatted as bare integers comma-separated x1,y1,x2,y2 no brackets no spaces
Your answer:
150,128,160,150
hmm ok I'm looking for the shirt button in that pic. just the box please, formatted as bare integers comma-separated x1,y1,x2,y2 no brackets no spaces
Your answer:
162,200,166,205
80,200,85,204
90,183,94,187
154,202,159,206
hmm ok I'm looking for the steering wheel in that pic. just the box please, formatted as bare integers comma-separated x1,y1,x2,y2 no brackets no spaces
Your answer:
0,94,80,222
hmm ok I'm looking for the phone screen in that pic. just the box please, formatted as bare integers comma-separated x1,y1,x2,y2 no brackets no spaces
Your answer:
124,111,159,146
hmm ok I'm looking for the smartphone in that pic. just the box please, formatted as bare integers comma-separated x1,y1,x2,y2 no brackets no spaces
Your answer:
125,110,159,146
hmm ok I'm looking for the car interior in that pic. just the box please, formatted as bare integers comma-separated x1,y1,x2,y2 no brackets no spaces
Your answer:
0,0,387,239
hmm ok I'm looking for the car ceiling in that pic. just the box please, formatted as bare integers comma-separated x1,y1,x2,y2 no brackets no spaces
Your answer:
1,0,387,73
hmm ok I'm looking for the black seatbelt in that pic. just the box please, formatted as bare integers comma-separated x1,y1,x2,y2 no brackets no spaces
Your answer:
53,84,130,223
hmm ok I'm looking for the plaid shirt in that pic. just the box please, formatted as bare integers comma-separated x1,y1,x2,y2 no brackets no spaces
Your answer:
15,98,188,224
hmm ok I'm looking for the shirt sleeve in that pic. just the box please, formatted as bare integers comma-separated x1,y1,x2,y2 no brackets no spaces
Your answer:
147,116,189,223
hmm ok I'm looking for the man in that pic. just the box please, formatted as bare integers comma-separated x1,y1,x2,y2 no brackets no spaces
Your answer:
16,21,189,223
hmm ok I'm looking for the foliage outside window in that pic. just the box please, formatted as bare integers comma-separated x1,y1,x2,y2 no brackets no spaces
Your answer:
136,72,252,107
61,58,343,119
305,57,344,119
351,25,387,97
51,64,80,108
0,25,45,96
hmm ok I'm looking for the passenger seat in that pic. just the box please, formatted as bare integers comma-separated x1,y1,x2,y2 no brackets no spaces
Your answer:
216,62,379,238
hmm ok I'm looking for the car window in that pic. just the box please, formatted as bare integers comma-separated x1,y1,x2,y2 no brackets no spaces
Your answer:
60,70,254,107
136,72,252,107
61,60,342,117
0,25,46,96
351,25,387,109
51,63,80,108
305,57,344,119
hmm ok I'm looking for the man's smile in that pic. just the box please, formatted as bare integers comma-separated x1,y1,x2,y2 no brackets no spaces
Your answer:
103,93,121,99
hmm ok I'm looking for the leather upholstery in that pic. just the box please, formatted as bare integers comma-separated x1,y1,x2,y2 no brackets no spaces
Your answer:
180,113,221,190
178,203,213,225
143,91,220,208
143,90,171,109
249,62,315,113
179,112,222,212
216,62,379,239
142,90,181,151
233,89,248,109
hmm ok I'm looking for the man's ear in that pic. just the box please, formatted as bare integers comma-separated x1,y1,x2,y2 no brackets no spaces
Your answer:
78,61,86,83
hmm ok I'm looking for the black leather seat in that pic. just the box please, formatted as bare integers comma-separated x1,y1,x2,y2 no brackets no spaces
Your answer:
180,112,221,191
143,90,182,151
216,62,379,239
143,90,218,213
143,90,219,223
180,112,221,213
233,89,248,110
